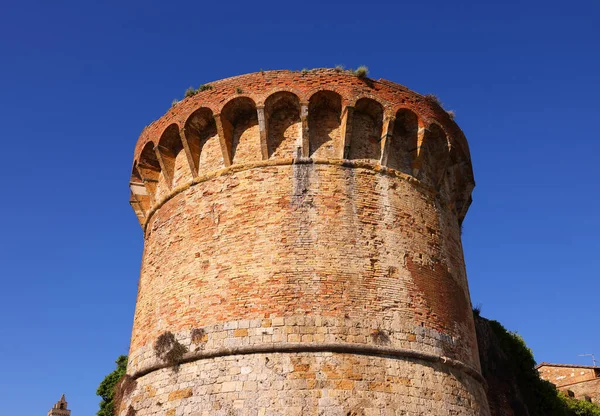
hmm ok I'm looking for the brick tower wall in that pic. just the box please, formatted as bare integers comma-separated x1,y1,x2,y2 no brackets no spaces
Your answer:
122,69,489,416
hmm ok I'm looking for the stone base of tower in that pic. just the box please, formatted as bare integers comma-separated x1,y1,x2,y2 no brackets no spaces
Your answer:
118,353,489,416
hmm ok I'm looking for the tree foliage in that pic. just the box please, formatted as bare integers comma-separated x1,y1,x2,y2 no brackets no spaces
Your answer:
96,355,128,416
486,318,600,416
560,393,600,416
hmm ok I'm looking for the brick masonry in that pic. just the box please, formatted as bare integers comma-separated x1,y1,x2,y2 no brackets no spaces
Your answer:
537,364,598,388
123,69,489,415
565,379,600,403
537,363,600,403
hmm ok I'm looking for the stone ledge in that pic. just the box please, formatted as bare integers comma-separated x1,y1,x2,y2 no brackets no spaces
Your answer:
129,342,487,387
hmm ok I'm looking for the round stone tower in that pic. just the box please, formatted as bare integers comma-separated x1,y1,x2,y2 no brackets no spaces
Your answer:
122,69,489,416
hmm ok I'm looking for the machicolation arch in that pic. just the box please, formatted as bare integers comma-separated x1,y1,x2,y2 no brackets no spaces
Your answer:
264,91,302,159
183,107,222,176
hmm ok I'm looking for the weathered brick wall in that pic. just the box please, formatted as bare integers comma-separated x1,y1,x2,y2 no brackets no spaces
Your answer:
537,365,597,388
123,70,487,415
562,378,600,403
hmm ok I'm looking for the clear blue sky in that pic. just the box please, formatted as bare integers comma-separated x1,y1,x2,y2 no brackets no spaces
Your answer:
0,0,598,414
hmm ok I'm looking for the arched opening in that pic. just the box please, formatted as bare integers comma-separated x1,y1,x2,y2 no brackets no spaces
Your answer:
221,97,260,164
264,92,301,158
308,90,342,158
446,144,472,218
387,109,419,175
129,165,151,214
137,142,160,199
157,124,191,188
348,98,383,160
420,123,450,186
184,107,222,176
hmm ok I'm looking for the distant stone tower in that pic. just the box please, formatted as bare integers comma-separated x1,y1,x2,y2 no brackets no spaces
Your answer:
122,69,489,415
48,395,70,416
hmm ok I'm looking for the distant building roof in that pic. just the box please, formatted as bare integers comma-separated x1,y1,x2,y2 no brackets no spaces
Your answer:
536,362,600,370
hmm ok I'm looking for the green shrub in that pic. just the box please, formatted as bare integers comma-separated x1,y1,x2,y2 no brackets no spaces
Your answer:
96,355,128,416
191,328,206,343
370,329,391,345
354,66,369,78
486,319,567,415
559,393,600,416
184,87,196,97
197,84,213,92
424,93,441,105
154,332,188,366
